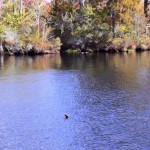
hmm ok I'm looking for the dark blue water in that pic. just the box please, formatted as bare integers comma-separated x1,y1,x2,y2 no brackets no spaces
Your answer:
0,53,150,150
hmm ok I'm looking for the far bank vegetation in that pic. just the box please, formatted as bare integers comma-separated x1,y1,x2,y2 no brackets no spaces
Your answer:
0,0,150,55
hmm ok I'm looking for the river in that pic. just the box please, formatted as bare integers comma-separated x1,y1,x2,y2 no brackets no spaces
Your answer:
0,53,150,150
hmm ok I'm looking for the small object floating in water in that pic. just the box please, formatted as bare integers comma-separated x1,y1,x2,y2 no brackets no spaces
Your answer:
64,114,69,119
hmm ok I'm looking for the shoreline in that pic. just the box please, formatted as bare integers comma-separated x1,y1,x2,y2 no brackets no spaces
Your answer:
0,48,150,56
0,41,150,56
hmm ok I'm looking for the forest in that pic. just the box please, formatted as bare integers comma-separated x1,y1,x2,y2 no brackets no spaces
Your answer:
0,0,150,55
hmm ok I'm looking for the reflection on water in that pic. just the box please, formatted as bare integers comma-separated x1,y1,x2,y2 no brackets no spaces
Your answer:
0,53,150,150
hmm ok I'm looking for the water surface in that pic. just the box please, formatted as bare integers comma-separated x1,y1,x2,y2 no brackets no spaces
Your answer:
0,53,150,150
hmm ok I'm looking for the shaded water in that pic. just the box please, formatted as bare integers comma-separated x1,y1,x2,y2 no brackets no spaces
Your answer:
0,53,150,150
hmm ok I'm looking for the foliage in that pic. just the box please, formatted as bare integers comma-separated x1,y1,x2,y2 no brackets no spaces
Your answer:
0,0,149,53
0,0,61,52
65,49,80,54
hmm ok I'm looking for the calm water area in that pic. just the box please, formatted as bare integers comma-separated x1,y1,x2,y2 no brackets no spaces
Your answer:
0,53,150,150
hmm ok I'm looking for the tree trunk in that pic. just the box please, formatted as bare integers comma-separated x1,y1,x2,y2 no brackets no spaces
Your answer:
111,9,116,38
69,0,73,5
144,0,149,17
0,36,3,54
79,0,85,8
54,0,58,9
13,0,17,14
19,0,23,13
37,11,40,37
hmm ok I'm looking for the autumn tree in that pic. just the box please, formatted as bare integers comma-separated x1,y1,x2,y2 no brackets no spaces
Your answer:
144,0,150,19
